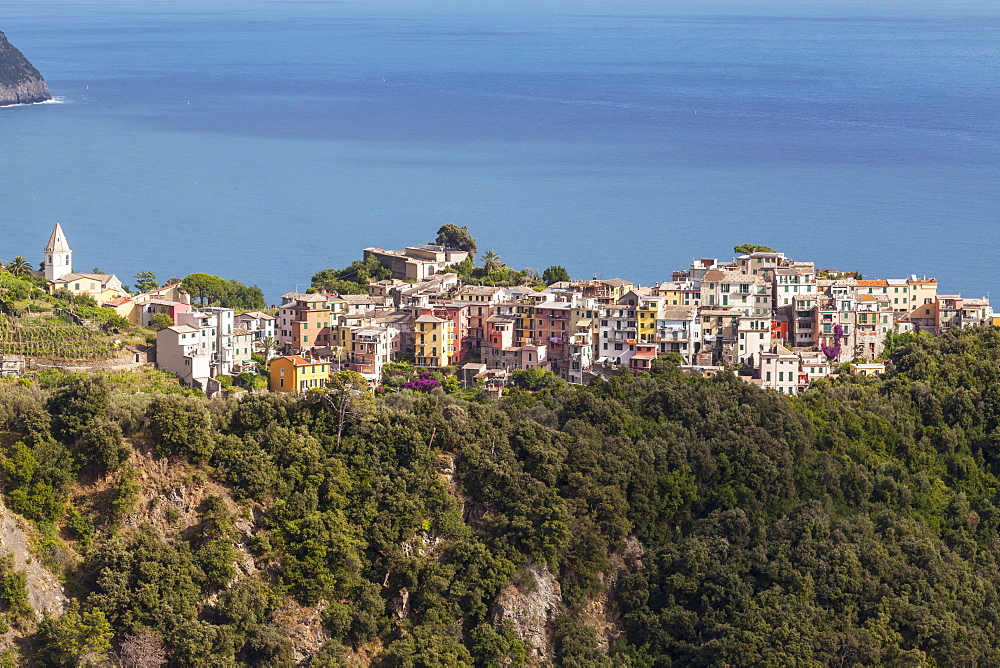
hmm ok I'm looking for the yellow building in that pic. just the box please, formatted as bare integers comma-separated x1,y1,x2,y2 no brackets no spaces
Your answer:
907,278,938,318
653,282,685,305
414,314,456,367
269,355,330,393
49,272,127,303
638,296,663,343
850,362,886,377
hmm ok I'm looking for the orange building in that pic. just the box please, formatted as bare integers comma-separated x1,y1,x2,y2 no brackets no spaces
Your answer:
269,355,330,393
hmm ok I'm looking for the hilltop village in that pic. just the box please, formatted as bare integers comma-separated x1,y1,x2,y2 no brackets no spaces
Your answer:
5,224,996,396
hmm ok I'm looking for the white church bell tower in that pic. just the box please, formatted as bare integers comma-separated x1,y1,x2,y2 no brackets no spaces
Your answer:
44,223,73,282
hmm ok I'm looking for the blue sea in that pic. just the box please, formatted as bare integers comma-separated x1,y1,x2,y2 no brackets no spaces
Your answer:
1,0,997,303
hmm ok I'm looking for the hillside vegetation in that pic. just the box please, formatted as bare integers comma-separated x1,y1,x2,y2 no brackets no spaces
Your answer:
0,31,44,88
1,326,1000,665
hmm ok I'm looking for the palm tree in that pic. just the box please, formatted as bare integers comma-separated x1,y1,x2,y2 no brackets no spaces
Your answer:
482,251,503,275
6,256,32,278
253,335,279,360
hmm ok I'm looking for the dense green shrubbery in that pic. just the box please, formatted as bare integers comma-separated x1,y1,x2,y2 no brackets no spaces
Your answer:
0,326,1000,663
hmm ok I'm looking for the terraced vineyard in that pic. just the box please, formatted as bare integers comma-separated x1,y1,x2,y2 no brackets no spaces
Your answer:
0,315,119,360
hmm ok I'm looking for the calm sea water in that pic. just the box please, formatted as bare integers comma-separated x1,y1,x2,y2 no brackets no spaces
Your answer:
1,0,997,302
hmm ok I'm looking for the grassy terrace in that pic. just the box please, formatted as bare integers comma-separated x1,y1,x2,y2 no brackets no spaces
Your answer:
0,315,124,360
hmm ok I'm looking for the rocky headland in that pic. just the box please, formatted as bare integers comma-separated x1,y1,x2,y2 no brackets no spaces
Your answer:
0,30,52,106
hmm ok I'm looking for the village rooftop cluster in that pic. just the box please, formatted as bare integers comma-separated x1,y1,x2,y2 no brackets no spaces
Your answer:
25,225,997,395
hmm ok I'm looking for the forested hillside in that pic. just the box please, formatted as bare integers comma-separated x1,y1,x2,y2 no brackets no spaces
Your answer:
2,327,1000,665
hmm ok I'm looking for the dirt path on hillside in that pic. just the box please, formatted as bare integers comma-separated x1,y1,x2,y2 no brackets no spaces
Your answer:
0,497,67,618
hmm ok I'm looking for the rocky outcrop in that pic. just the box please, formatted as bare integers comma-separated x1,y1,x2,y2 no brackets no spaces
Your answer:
0,31,52,106
491,563,562,663
0,496,67,619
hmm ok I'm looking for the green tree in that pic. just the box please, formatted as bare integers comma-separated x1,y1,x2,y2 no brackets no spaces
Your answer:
181,273,229,306
481,251,503,275
511,368,564,392
33,600,113,667
79,417,131,473
149,313,174,330
111,465,141,516
46,374,110,444
197,540,237,587
542,265,571,285
147,394,215,460
733,243,776,254
253,335,279,360
5,256,32,278
434,224,478,256
0,554,31,621
181,273,265,310
323,370,375,450
132,271,159,293
310,256,392,294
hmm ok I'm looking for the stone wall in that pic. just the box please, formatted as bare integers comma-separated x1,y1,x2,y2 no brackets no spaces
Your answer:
26,347,152,373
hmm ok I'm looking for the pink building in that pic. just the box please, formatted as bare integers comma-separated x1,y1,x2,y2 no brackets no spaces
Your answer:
759,344,800,395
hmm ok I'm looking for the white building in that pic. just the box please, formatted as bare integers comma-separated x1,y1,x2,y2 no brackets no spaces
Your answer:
737,314,771,367
759,344,800,395
156,325,212,389
598,302,638,367
173,307,243,377
43,222,72,282
235,311,277,341
773,264,817,307
655,306,701,364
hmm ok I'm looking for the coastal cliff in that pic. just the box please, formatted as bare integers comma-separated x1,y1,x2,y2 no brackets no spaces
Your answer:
0,30,52,106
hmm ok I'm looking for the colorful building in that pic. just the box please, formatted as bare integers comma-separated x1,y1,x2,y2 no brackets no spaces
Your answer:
269,355,330,392
414,314,456,367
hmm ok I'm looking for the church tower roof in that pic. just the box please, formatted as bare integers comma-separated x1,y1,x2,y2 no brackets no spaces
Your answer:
45,223,71,253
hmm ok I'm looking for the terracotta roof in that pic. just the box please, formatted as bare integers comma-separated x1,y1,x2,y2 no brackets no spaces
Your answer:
278,355,328,367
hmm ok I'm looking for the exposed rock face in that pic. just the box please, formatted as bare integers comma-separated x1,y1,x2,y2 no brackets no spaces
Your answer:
491,563,562,663
0,30,52,106
0,495,67,619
